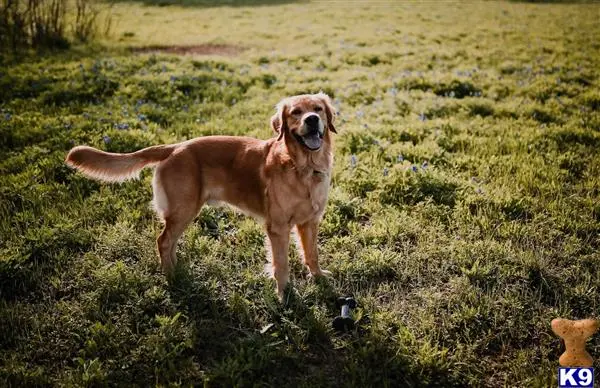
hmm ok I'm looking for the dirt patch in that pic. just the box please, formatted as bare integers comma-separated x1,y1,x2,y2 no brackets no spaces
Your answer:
131,44,244,56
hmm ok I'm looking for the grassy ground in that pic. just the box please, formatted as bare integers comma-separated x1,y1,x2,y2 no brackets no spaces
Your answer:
1,0,600,386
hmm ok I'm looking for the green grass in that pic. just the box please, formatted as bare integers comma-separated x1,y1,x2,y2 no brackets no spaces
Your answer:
1,1,600,386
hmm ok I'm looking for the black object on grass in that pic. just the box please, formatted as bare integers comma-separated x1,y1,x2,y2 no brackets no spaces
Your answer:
333,297,356,332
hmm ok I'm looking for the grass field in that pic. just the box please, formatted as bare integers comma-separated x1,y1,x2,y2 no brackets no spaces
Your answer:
1,0,600,386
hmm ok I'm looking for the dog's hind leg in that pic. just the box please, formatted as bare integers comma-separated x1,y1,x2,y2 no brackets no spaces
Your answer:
152,159,203,272
157,211,198,271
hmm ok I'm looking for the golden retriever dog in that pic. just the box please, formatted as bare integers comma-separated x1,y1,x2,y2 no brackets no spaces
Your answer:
65,92,337,297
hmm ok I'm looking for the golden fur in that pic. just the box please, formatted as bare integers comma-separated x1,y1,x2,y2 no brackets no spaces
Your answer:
65,93,337,297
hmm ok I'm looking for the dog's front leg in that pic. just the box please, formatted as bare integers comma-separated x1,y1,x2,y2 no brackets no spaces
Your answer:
266,223,291,298
296,220,330,277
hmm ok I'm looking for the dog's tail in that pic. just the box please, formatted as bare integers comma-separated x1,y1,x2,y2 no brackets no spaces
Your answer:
65,144,176,182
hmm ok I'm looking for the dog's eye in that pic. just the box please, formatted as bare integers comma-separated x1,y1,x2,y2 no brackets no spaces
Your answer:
314,106,323,112
291,108,302,115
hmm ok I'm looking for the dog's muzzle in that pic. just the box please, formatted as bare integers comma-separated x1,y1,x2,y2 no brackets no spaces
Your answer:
296,114,324,151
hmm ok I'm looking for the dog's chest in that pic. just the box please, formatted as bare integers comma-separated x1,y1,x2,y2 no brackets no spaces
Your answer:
289,170,330,223
309,170,329,208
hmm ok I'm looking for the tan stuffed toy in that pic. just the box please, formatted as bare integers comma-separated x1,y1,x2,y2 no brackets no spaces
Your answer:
551,318,599,367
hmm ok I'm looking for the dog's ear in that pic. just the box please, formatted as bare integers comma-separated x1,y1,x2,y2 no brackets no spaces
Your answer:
271,100,289,141
270,114,281,136
317,92,337,134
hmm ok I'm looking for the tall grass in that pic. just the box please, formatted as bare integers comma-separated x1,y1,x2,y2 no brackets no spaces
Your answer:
0,0,111,53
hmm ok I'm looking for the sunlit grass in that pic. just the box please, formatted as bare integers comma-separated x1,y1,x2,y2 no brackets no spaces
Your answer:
1,0,599,386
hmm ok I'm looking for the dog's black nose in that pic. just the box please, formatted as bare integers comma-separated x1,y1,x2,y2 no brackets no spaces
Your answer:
304,115,319,127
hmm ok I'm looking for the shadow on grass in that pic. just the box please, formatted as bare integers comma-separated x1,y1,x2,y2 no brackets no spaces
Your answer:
166,263,465,386
113,0,305,7
0,44,129,67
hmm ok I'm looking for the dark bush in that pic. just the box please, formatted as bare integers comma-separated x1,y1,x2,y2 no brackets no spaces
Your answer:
433,80,481,99
0,0,111,53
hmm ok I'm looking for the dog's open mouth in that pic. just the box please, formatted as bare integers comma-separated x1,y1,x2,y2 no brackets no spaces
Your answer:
294,131,323,151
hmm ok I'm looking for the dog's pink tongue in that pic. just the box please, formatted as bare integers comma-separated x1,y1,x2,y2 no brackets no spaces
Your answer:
303,133,322,150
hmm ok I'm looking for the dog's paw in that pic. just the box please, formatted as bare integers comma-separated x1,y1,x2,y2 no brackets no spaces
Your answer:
277,283,299,304
308,268,332,278
318,269,333,277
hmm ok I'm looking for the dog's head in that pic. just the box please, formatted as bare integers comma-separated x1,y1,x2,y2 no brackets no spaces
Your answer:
271,92,337,152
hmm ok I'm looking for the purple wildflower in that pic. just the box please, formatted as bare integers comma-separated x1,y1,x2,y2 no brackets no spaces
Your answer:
350,155,357,168
103,135,111,144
